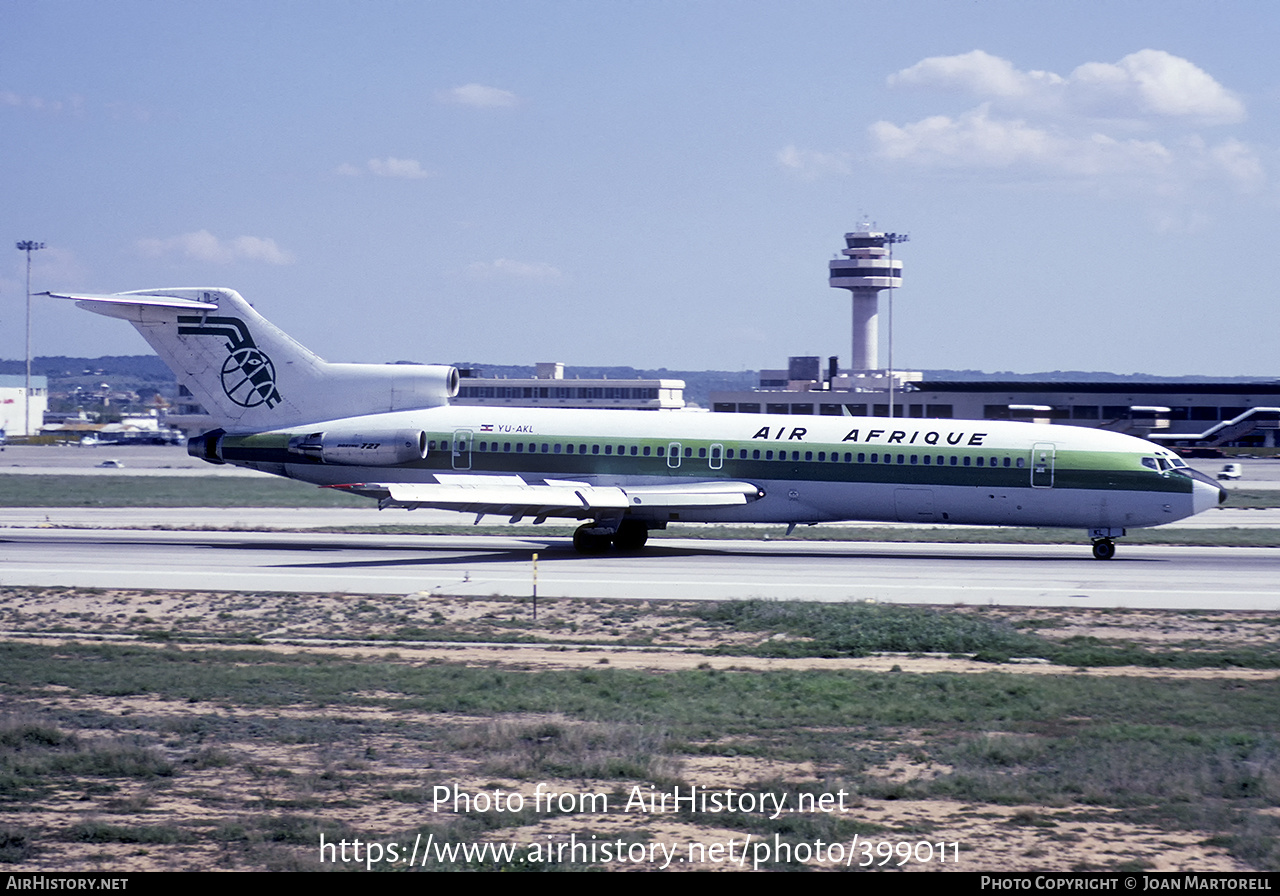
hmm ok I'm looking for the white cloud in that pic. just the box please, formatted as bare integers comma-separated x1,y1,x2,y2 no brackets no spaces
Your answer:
889,50,1063,100
1206,138,1264,189
465,258,562,281
136,230,295,265
1,89,84,114
888,49,1244,125
1070,50,1244,125
869,50,1261,193
367,157,432,179
776,145,852,179
435,83,518,108
870,105,1172,177
336,158,433,179
1152,210,1214,234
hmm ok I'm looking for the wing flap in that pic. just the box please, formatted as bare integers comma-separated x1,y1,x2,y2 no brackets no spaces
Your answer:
330,478,763,519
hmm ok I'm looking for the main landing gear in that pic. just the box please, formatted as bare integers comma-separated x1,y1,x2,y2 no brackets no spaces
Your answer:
1088,527,1125,561
572,519,650,554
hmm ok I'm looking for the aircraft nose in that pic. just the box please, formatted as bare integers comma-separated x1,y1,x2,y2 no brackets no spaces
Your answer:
1190,470,1227,515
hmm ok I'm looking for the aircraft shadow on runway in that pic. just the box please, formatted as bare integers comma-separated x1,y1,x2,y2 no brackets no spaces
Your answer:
4,532,1161,570
256,538,1159,570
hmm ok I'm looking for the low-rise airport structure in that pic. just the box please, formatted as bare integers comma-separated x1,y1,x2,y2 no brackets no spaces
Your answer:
453,362,686,411
0,374,48,438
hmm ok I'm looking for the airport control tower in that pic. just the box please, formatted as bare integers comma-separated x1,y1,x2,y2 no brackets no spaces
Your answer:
828,223,904,373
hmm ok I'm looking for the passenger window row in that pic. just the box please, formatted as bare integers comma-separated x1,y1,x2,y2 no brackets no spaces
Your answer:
425,439,1028,469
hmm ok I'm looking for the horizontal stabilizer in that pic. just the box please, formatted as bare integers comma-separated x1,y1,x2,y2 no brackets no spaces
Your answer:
41,290,220,311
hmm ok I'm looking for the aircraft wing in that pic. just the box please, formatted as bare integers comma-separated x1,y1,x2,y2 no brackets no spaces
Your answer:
329,476,763,523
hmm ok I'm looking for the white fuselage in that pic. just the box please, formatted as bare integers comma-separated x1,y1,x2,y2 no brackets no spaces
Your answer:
212,405,1223,532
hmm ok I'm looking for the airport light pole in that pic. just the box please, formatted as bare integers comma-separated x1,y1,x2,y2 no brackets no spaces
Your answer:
883,232,908,419
16,241,45,437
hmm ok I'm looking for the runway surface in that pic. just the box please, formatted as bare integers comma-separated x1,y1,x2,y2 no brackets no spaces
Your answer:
3,445,1277,610
2,528,1277,610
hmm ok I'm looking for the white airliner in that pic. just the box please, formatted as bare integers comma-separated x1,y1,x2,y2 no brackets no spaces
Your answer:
48,287,1225,559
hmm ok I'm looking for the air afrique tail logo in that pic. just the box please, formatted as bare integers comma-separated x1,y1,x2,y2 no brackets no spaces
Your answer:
176,315,283,409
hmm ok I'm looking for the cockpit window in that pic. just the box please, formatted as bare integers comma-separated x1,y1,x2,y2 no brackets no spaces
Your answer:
1142,457,1159,471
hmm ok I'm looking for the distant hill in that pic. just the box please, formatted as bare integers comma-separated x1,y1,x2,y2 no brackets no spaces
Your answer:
5,356,1273,410
0,355,175,381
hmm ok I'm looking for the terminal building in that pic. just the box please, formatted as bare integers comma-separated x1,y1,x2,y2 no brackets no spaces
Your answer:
713,367,1280,447
453,362,686,411
710,225,1280,449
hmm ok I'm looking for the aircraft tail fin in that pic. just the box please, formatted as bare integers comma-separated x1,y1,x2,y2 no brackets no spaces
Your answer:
46,288,458,431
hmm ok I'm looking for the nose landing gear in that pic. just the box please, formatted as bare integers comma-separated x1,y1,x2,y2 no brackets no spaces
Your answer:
1088,527,1125,560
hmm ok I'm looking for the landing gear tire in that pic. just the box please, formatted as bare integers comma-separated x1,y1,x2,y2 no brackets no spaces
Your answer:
573,524,612,555
612,520,649,552
1091,539,1116,561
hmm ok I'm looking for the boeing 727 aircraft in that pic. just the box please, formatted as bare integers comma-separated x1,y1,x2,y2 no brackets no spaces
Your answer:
48,287,1226,559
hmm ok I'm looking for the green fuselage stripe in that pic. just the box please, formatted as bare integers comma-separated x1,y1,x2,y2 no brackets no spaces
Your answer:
217,431,1193,496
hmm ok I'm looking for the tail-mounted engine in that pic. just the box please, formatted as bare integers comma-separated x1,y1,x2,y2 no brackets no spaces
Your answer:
286,430,429,466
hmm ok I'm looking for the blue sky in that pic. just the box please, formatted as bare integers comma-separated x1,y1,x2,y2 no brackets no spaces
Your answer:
4,0,1278,376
